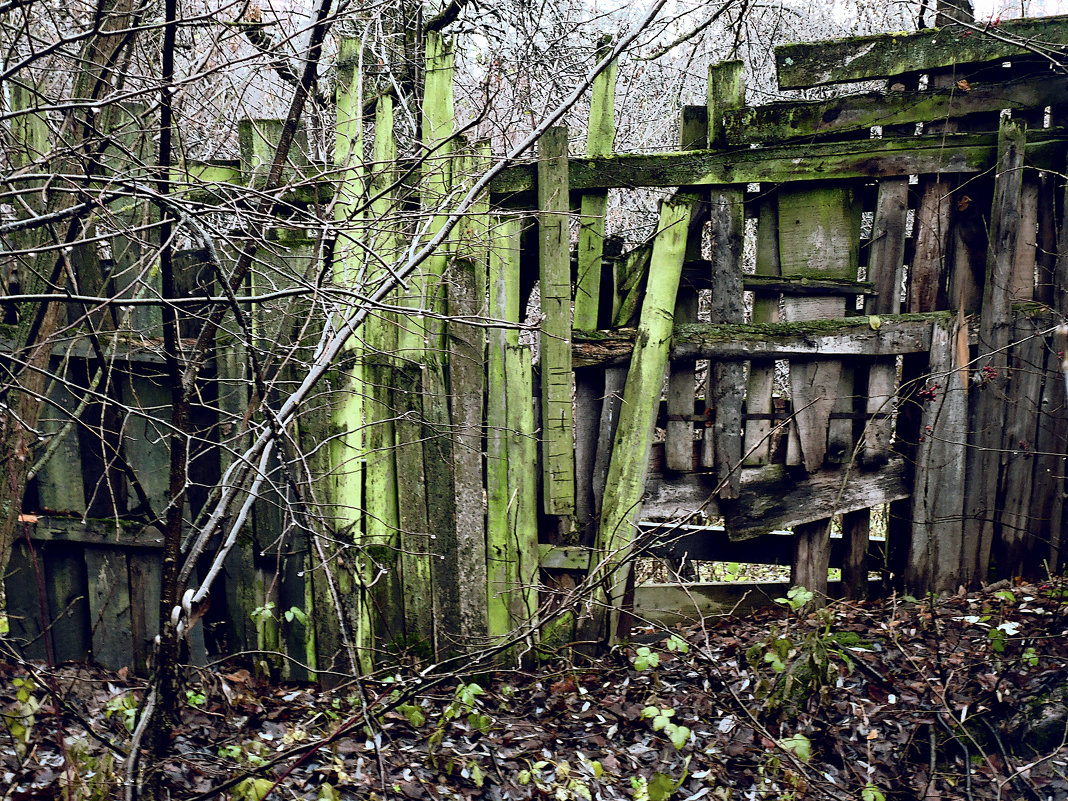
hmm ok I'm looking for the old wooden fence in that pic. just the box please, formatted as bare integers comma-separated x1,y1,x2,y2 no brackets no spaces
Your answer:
6,13,1068,676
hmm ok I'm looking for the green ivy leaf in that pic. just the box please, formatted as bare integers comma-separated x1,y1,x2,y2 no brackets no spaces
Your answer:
398,703,426,728
667,724,691,750
779,733,812,762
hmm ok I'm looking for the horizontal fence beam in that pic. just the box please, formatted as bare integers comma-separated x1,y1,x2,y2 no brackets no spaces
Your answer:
642,457,911,539
573,311,955,368
489,130,1068,196
725,76,1068,145
776,13,1068,89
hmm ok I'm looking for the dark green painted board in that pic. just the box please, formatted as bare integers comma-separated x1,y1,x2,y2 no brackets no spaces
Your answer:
85,547,133,671
5,541,47,661
46,544,90,663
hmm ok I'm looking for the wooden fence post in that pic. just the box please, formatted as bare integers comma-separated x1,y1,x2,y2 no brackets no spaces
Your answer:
538,126,576,523
702,61,746,499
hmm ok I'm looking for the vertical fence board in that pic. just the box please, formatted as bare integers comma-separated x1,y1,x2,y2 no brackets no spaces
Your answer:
702,62,746,497
538,126,576,518
85,547,132,670
506,344,540,638
666,106,708,473
962,118,1025,586
743,193,782,467
487,218,522,640
575,42,617,537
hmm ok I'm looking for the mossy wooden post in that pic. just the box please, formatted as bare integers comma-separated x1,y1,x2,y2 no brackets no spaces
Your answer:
778,182,861,598
962,119,1024,586
665,106,708,474
448,145,489,641
574,38,616,538
330,38,373,671
505,342,539,639
702,61,745,498
594,195,695,641
363,94,404,649
538,126,576,524
420,31,461,654
487,217,522,641
742,194,782,467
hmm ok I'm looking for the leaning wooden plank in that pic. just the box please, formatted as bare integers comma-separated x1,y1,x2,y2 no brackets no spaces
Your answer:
538,126,576,516
486,218,522,640
573,312,952,367
725,77,1068,145
34,372,87,514
703,61,746,497
594,195,696,639
128,548,161,673
641,458,911,539
962,118,1025,587
489,130,1068,195
665,105,709,472
85,547,133,671
905,318,968,593
574,44,617,535
743,193,782,466
861,178,908,466
776,14,1068,89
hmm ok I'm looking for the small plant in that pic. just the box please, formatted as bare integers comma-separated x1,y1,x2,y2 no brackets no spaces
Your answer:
633,646,660,671
105,692,140,733
745,587,853,715
641,706,692,749
185,688,207,708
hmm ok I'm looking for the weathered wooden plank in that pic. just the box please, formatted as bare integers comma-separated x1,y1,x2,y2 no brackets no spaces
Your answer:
574,52,617,538
38,543,88,663
363,95,404,653
665,106,709,473
996,316,1045,578
776,14,1068,89
486,218,520,640
703,62,746,496
633,579,867,624
5,541,46,660
743,192,781,466
594,195,695,638
448,150,489,643
128,550,160,673
538,126,576,517
725,77,1068,145
26,518,165,548
962,118,1025,586
505,343,540,633
1031,337,1068,573
737,273,874,297
542,528,884,570
85,547,132,671
792,520,831,597
778,184,860,472
906,318,968,593
841,510,870,600
573,312,952,367
641,458,910,539
489,130,1068,195
861,178,908,466
34,371,87,514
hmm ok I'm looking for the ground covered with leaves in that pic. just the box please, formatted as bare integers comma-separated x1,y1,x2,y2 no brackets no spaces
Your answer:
4,581,1068,800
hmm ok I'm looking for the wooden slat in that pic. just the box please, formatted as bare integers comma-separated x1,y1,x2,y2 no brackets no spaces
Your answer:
743,193,782,466
85,547,133,671
642,458,910,536
538,126,576,517
665,106,709,472
962,118,1026,585
573,312,952,367
776,14,1068,89
489,130,1068,195
725,77,1068,145
703,62,746,497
